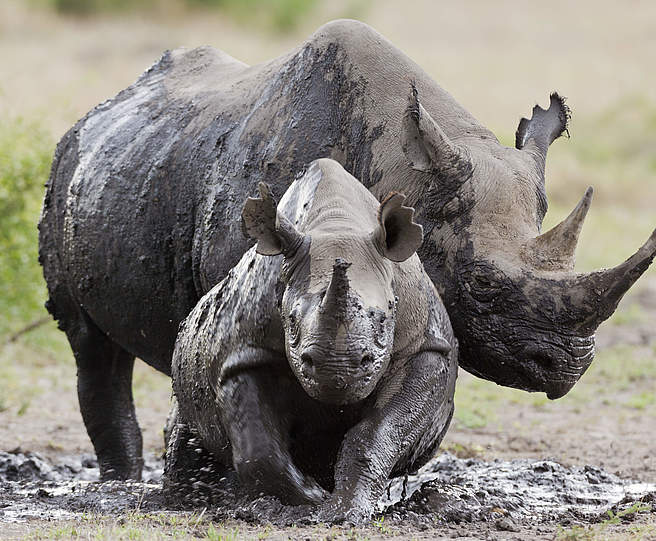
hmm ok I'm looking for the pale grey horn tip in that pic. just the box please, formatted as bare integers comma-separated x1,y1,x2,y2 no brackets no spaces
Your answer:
646,228,656,251
576,186,593,213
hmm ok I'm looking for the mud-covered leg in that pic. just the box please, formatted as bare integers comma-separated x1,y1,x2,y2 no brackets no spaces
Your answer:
220,369,328,505
318,351,456,523
68,310,143,480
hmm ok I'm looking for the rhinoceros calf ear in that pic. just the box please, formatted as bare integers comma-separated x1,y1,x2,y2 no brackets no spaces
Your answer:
241,182,302,256
373,192,423,262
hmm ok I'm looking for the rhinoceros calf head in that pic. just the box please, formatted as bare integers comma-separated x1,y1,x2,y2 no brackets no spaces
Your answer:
241,176,423,405
402,88,656,398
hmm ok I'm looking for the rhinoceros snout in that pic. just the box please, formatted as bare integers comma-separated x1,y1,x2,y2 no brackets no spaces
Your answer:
546,380,577,400
299,346,375,375
295,345,380,403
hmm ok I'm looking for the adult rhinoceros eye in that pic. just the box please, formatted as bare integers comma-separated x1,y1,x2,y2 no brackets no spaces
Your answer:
468,272,501,303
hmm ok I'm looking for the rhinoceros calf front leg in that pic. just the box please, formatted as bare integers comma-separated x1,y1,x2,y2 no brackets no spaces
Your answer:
318,350,455,523
219,368,329,505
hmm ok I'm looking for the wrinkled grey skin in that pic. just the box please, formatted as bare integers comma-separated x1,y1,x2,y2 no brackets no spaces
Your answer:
39,19,655,479
168,159,457,522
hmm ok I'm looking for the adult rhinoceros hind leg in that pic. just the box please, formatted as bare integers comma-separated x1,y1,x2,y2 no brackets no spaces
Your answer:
66,309,143,480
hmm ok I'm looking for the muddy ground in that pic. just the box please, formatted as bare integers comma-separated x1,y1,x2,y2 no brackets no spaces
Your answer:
1,447,655,540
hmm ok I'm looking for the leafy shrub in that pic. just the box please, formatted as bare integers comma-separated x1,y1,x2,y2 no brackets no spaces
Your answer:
0,118,53,336
187,0,318,31
48,0,319,32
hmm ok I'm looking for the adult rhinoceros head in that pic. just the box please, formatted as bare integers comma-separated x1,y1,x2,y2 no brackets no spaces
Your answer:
241,178,423,405
402,88,656,398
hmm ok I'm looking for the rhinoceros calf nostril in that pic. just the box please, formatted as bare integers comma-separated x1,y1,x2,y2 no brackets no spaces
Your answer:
301,352,314,369
361,353,373,368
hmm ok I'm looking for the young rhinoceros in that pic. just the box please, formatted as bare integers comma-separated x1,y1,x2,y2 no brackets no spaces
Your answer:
168,158,457,522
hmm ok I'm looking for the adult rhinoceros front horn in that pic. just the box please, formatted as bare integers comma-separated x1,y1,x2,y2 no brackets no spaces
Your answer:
568,228,656,335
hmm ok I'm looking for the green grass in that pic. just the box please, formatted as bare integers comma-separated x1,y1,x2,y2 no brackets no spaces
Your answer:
23,512,243,540
625,391,656,411
556,502,654,541
187,0,318,32
0,326,72,416
454,340,656,430
22,512,384,540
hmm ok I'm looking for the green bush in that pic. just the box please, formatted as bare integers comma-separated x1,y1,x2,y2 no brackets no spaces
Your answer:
47,0,319,32
187,0,318,31
0,118,53,337
53,0,136,14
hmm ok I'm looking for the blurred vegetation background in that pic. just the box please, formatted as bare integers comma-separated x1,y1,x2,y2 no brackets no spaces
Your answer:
0,0,654,464
37,0,325,31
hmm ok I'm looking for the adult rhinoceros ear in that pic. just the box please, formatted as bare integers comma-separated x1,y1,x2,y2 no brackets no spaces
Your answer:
241,182,303,256
515,92,570,179
373,192,423,262
401,84,473,185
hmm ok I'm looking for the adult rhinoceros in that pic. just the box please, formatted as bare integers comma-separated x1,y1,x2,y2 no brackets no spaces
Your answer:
39,19,655,480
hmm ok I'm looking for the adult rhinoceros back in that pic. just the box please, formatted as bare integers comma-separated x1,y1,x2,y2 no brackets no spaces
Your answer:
39,19,655,480
39,21,475,370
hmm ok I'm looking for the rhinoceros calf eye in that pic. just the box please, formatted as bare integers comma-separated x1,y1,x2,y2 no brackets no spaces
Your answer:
288,313,301,346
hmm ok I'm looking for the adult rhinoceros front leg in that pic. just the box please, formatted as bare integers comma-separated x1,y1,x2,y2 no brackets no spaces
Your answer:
219,367,329,505
317,350,455,524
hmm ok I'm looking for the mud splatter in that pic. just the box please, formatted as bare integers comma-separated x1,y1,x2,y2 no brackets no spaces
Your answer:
0,451,164,523
382,453,656,528
1,450,653,527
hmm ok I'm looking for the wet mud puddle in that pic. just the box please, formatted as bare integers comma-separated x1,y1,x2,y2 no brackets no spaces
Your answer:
1,450,654,527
